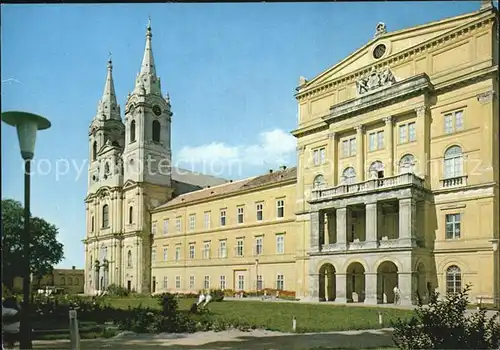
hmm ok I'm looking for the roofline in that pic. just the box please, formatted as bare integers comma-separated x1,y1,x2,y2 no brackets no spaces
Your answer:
151,169,297,213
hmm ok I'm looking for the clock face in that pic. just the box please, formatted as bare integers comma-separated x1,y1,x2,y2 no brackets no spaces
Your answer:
153,105,162,116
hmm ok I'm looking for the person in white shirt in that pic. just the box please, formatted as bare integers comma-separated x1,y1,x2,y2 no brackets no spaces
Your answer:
393,286,401,305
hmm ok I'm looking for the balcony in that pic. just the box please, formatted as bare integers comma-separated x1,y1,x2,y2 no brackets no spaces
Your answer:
440,175,467,188
311,173,425,202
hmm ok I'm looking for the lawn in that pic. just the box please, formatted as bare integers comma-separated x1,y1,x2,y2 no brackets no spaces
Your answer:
106,296,413,333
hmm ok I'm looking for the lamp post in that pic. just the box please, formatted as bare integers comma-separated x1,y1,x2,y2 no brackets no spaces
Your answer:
1,111,51,350
489,239,499,310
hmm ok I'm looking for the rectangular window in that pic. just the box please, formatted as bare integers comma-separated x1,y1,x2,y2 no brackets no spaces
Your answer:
276,274,284,291
152,248,156,262
377,131,384,149
455,110,464,131
445,213,461,239
202,242,211,259
342,138,356,157
369,132,376,151
320,148,326,164
163,219,169,235
189,276,195,289
350,138,357,156
204,211,211,229
220,275,226,290
163,248,168,261
444,114,454,134
408,122,416,142
189,244,195,259
255,237,263,256
237,207,244,224
189,214,196,231
175,276,181,289
256,275,263,291
163,276,168,289
238,275,245,290
399,125,407,144
152,222,157,235
313,149,319,166
276,235,285,254
277,199,285,218
236,239,244,257
175,217,182,232
203,276,210,289
220,209,226,226
256,203,263,221
219,240,227,258
369,131,384,151
175,246,181,261
342,140,349,157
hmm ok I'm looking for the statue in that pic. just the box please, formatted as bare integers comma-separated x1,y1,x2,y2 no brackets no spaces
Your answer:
374,22,387,37
356,66,397,95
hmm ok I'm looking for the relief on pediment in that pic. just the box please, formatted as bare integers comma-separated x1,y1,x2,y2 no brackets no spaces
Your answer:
355,66,396,96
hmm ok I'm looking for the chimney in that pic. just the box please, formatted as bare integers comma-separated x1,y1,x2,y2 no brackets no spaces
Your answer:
269,169,273,174
279,165,287,170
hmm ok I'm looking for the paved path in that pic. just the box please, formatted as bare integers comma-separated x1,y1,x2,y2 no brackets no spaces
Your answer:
32,328,396,350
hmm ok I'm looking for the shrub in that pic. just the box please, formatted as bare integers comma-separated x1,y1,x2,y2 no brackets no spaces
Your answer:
209,289,224,302
391,284,500,349
106,284,130,297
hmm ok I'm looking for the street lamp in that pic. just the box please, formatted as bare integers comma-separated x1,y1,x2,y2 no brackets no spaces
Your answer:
489,238,499,310
1,111,51,350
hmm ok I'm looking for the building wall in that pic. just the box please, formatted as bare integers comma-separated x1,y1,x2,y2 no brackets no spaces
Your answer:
151,177,297,294
13,268,85,295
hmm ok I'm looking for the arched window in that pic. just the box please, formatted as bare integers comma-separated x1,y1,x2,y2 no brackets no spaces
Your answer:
152,120,161,143
369,161,384,179
313,175,326,189
129,206,133,224
92,141,97,161
102,205,109,228
127,250,133,267
130,120,136,143
68,277,73,285
399,154,416,174
444,146,463,178
91,216,94,232
61,277,66,285
341,167,356,185
445,265,462,294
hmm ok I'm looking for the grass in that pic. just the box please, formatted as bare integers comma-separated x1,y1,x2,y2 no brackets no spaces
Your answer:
106,296,413,333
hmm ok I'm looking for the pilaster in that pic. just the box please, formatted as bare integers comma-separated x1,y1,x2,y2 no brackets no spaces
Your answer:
364,273,378,304
308,273,319,300
398,272,414,305
335,273,347,303
365,202,379,248
328,129,337,186
310,211,321,251
415,105,429,181
383,116,394,176
296,145,306,213
336,207,347,249
355,125,365,182
399,197,417,247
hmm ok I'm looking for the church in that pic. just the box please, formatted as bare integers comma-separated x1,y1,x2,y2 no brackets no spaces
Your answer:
84,2,499,306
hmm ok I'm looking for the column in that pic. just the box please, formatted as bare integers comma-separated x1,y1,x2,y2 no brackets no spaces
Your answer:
364,273,378,304
398,272,414,305
399,198,416,247
415,106,429,181
328,129,337,186
335,273,347,303
383,116,394,176
365,202,379,248
336,207,347,249
355,125,365,182
324,212,329,245
310,211,321,252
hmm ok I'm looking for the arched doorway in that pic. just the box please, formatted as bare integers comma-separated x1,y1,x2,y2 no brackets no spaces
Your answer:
346,262,365,303
319,263,336,301
377,261,398,304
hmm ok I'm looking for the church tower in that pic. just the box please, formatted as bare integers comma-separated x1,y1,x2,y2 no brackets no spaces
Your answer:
85,57,125,295
120,19,174,293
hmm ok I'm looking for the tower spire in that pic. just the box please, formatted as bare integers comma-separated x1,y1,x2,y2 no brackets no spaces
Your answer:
97,54,120,120
134,17,161,95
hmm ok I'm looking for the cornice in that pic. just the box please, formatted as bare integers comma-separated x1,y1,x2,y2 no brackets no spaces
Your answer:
295,13,496,102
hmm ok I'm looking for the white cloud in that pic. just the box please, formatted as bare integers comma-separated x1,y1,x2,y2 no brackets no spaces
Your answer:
176,128,296,171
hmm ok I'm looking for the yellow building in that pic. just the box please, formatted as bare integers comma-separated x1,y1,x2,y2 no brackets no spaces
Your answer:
86,2,500,305
12,267,85,295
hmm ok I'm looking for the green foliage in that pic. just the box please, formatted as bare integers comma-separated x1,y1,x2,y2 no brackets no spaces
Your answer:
106,284,130,297
1,199,64,289
391,284,500,349
209,289,225,302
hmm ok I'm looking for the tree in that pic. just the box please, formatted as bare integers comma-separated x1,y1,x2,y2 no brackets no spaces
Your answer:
391,284,500,349
1,199,64,291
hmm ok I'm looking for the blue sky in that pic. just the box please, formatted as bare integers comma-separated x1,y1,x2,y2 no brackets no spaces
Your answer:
1,2,483,268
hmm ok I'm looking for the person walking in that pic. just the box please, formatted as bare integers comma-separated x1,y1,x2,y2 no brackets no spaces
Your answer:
393,286,401,305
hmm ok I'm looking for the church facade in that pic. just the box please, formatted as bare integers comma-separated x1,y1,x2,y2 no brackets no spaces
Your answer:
85,2,499,305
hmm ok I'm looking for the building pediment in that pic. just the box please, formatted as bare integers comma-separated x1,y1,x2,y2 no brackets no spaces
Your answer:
297,9,487,95
324,73,433,122
123,179,137,190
